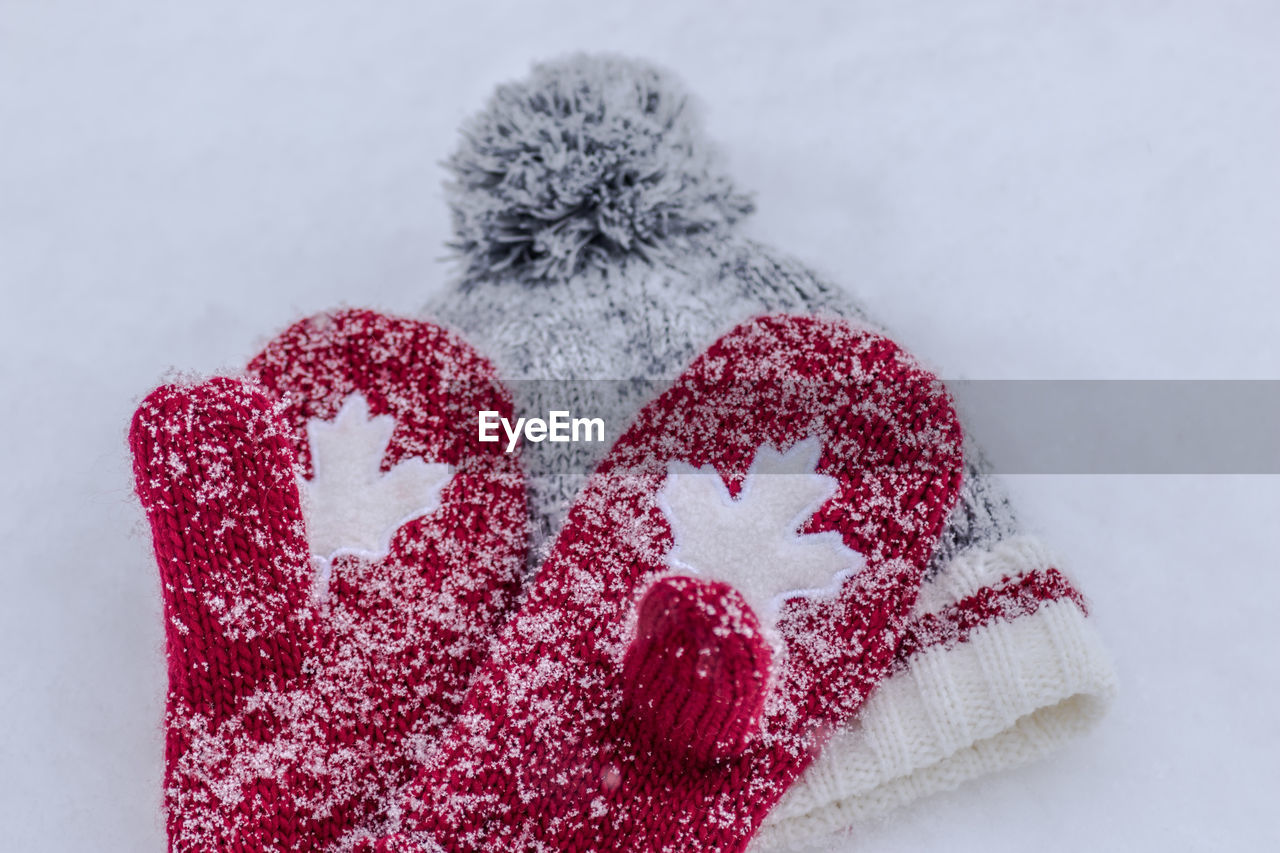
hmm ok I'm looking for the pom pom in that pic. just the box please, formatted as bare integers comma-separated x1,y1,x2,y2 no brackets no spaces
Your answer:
446,54,754,286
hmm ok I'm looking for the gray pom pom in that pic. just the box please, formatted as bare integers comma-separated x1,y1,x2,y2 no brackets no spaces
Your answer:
446,54,754,286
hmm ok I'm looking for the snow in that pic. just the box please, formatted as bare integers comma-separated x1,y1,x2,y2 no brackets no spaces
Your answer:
1,1,1277,850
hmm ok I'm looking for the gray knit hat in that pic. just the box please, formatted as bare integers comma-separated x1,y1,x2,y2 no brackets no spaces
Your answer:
425,54,1114,849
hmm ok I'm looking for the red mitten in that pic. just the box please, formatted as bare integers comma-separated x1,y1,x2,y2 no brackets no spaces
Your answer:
384,314,964,852
130,309,527,852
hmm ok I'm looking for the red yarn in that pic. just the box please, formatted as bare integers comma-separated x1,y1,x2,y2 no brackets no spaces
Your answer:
384,314,966,852
621,576,773,767
894,567,1087,666
131,310,528,852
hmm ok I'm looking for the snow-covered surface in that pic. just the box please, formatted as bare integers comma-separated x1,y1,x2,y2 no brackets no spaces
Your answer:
1,1,1277,850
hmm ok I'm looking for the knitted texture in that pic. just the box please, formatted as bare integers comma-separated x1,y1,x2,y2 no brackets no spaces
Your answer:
130,309,527,852
381,314,964,852
756,537,1116,849
447,53,753,284
424,54,1113,846
432,54,1012,573
621,576,773,766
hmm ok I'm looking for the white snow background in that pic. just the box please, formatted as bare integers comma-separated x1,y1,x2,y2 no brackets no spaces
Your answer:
2,1,1278,849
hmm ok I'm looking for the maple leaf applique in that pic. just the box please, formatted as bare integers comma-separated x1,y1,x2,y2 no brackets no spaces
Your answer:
657,437,866,629
298,393,453,563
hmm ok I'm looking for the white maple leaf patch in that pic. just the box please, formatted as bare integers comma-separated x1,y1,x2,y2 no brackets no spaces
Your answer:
298,393,453,563
657,437,866,628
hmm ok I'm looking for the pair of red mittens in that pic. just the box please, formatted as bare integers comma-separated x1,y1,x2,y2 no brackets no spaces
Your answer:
131,309,962,852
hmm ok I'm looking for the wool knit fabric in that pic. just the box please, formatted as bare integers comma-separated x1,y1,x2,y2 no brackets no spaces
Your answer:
422,54,1116,849
384,314,965,851
131,310,528,852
